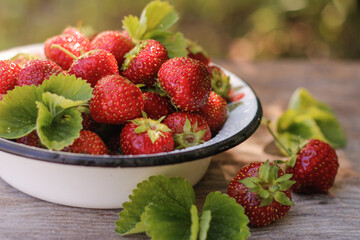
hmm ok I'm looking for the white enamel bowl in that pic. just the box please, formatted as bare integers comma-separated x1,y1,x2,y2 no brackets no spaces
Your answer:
0,44,262,209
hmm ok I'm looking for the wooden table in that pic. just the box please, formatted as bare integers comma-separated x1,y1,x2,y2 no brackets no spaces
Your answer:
1,60,359,239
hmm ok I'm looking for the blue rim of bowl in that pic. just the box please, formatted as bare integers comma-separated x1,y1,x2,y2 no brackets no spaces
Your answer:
0,82,262,168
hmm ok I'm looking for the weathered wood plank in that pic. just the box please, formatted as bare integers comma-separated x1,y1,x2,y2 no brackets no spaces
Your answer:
1,60,359,239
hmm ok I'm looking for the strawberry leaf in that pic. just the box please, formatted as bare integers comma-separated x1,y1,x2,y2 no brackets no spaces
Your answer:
0,85,43,139
115,175,195,235
122,15,146,42
198,210,211,240
139,0,178,32
202,192,250,240
40,74,93,102
143,203,199,240
36,101,82,150
276,87,346,154
146,31,187,58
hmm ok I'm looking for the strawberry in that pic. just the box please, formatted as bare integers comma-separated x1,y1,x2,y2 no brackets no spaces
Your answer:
186,39,210,65
68,49,119,87
121,39,168,86
90,30,134,66
44,33,91,70
143,92,175,120
81,113,98,131
120,115,174,155
0,60,20,95
208,65,230,101
198,91,228,135
163,112,211,149
265,122,340,194
286,139,339,193
89,75,144,124
62,27,90,43
16,131,42,148
158,57,211,112
16,59,65,86
63,130,108,155
227,160,295,227
10,53,42,68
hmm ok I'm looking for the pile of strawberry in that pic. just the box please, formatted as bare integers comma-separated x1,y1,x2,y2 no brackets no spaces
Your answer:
0,1,238,156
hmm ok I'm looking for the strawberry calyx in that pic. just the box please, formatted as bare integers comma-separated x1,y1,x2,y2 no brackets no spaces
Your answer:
121,40,148,71
173,118,206,149
131,113,171,144
239,160,295,207
210,66,230,100
186,38,209,59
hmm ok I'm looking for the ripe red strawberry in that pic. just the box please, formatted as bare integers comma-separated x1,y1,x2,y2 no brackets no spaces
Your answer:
62,27,90,43
10,53,42,68
63,130,108,155
186,39,210,65
198,91,228,135
89,75,144,124
68,49,119,87
285,139,339,193
121,39,168,86
265,122,340,194
16,59,65,86
120,116,174,155
0,60,20,95
227,160,295,227
158,57,211,112
16,131,42,148
44,33,91,70
90,30,134,66
208,65,231,101
81,113,98,131
163,112,211,149
143,92,175,120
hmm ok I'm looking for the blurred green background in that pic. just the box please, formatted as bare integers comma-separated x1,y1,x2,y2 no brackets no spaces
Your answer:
0,0,359,61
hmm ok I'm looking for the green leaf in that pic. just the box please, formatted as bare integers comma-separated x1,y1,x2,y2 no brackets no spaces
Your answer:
115,175,195,235
122,15,145,41
199,210,212,240
0,85,43,139
202,192,250,240
281,87,346,149
288,88,332,113
140,0,178,32
40,74,93,102
146,31,188,58
143,202,197,240
36,102,82,150
305,107,346,148
42,92,88,116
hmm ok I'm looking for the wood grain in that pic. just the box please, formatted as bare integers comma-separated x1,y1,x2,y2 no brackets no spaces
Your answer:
1,60,359,240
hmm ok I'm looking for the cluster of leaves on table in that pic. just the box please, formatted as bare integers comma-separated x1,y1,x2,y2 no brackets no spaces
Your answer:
1,0,360,60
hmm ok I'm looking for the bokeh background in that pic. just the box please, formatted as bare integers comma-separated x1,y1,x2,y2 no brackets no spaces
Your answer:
0,0,359,61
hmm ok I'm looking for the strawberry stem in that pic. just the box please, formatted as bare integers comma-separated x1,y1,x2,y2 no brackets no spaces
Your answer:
264,119,293,156
50,44,77,60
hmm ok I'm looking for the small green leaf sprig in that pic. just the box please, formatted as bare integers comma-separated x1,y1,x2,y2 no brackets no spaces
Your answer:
0,74,93,150
122,0,188,59
115,175,250,240
273,88,346,156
